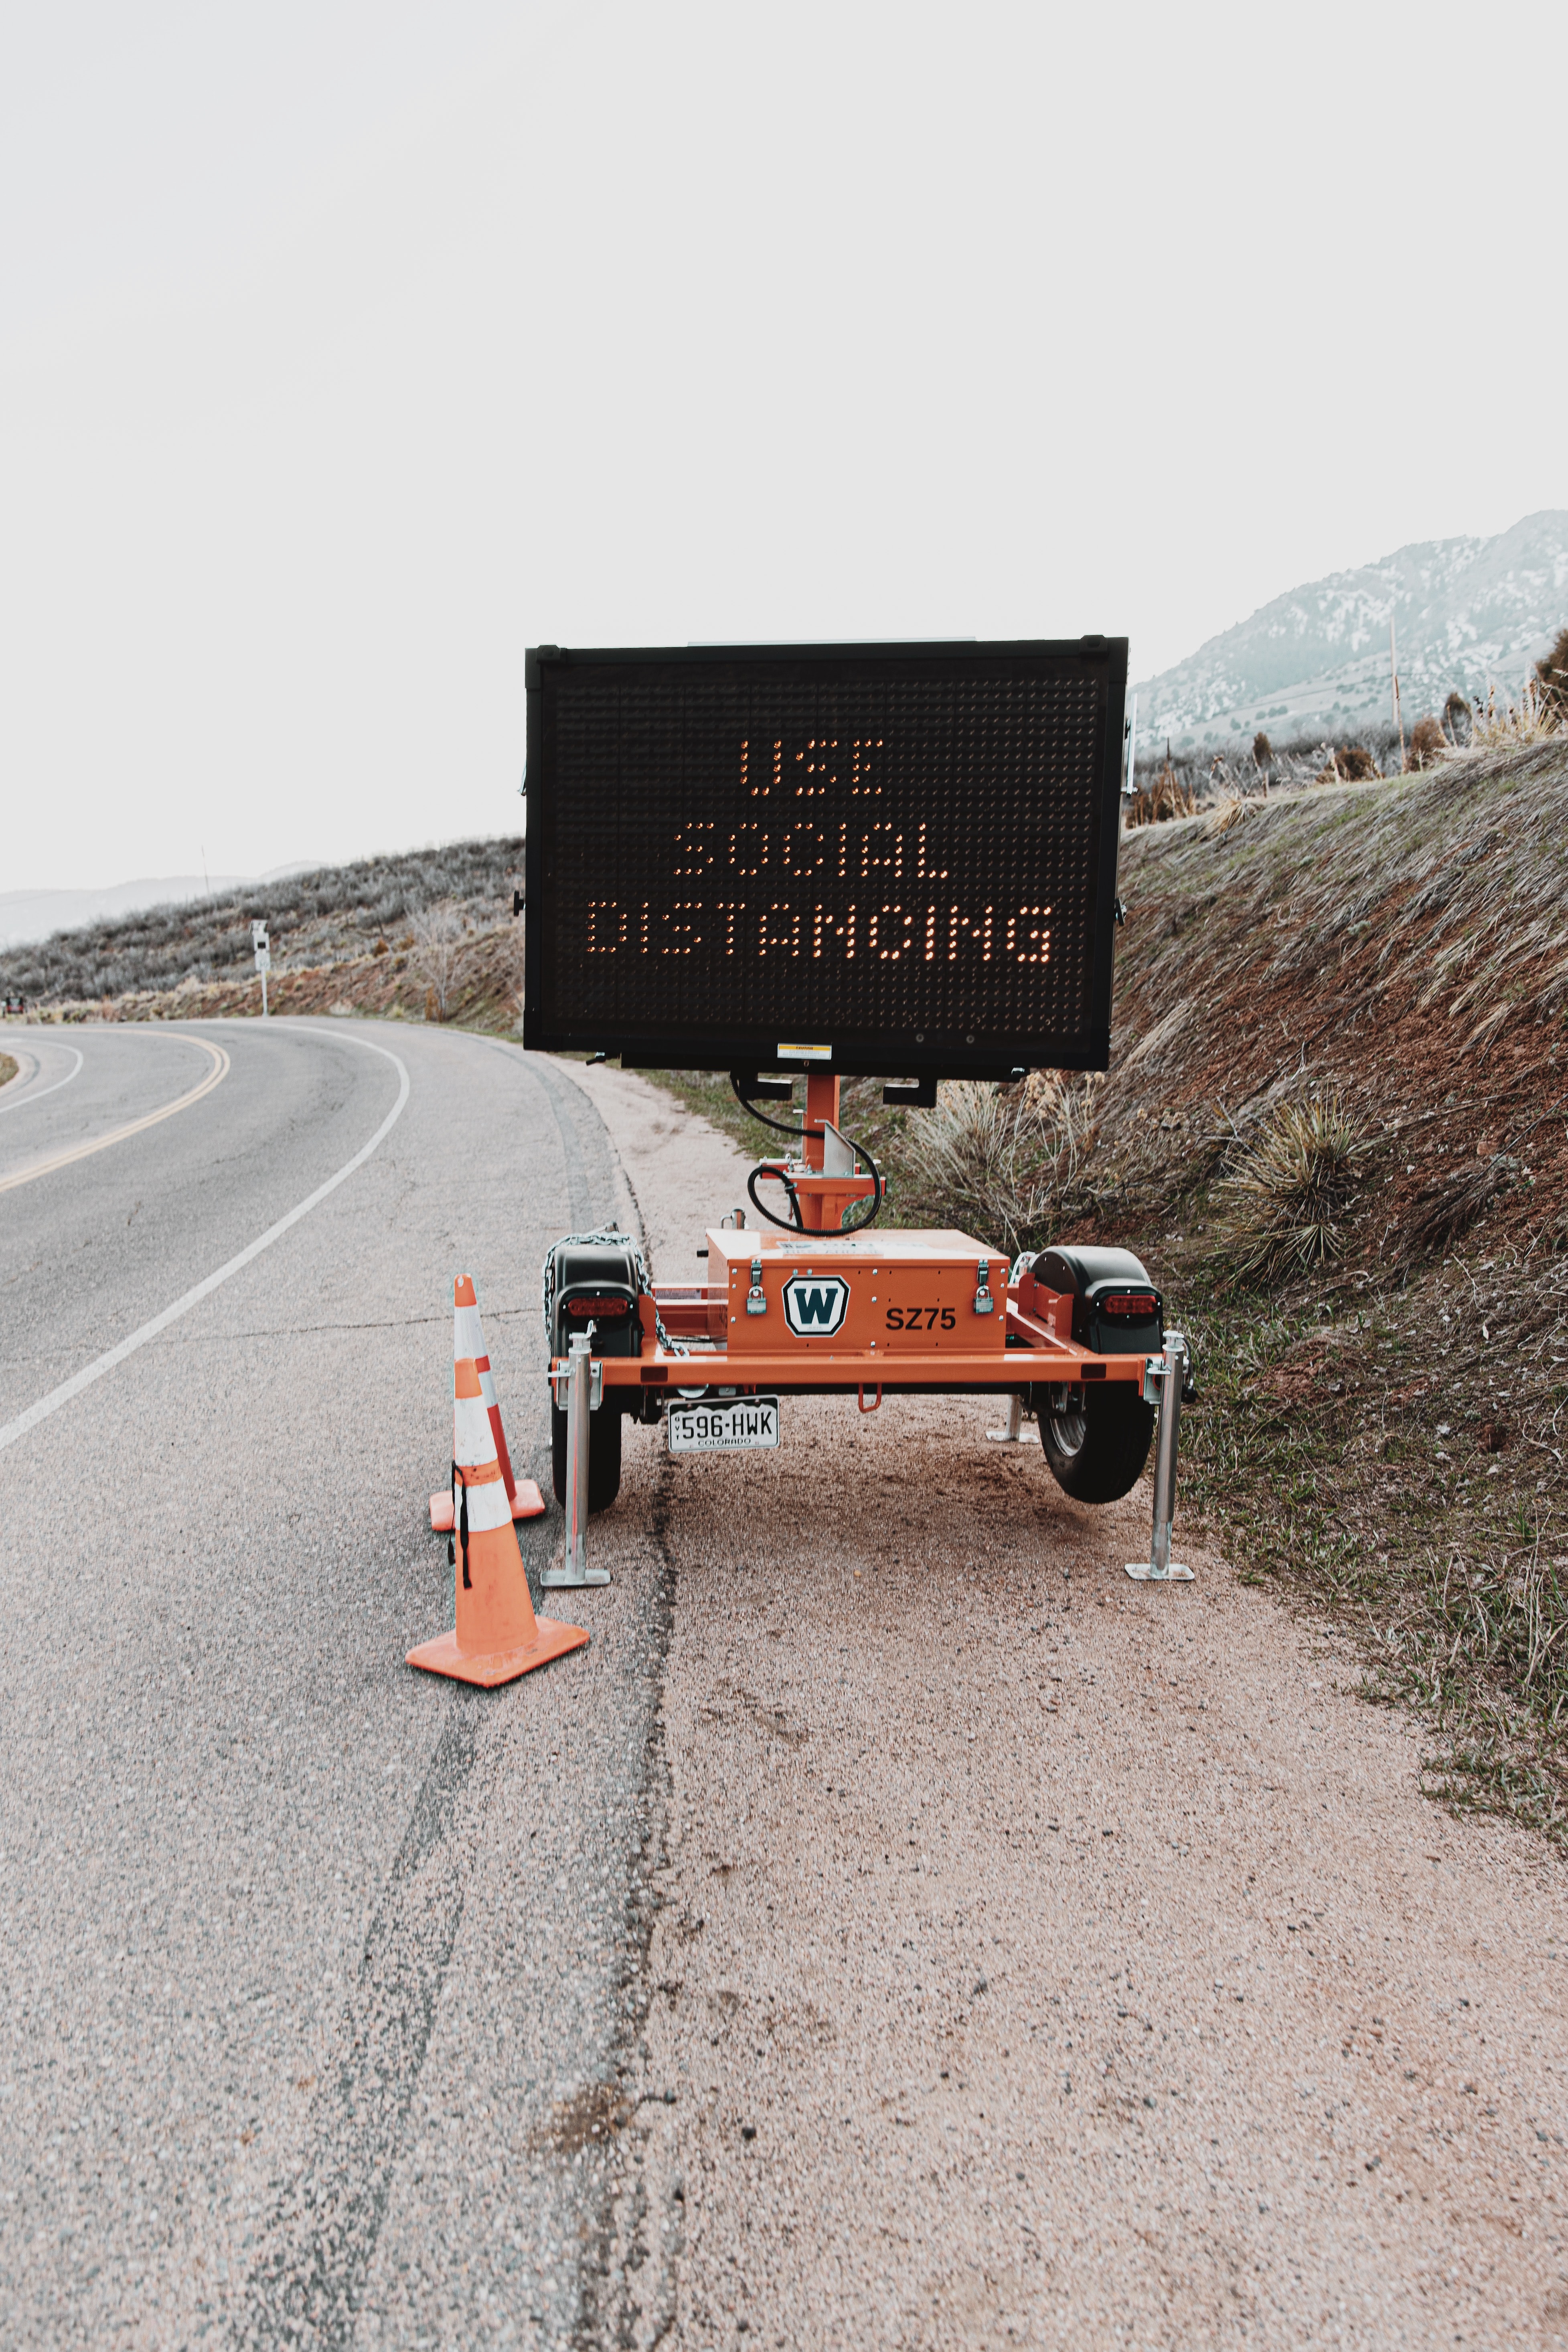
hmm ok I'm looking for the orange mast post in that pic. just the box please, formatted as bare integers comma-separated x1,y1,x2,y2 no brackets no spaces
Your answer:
801,1073,838,1170
794,1071,875,1232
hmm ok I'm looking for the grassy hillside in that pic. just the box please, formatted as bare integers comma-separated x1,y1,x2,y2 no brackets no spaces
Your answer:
1100,742,1568,1834
659,739,1568,1839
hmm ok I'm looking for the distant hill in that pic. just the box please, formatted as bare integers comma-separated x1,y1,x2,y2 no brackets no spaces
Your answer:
1134,510,1568,751
0,874,259,953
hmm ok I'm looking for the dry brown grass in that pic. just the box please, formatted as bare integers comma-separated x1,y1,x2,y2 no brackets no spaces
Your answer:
1098,735,1568,1836
0,1053,17,1092
901,1073,1102,1257
1471,674,1566,748
1116,738,1568,1066
0,838,523,1008
1201,792,1264,840
1125,758,1197,827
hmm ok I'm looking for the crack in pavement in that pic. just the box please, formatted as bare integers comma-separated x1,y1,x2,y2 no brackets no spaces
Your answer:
571,1451,679,2352
236,1695,484,2349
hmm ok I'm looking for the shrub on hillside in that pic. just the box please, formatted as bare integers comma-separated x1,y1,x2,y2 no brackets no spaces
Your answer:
1536,625,1568,721
1443,689,1472,745
1218,1091,1374,1286
1312,745,1380,785
408,901,468,1020
1128,724,1408,813
1406,715,1446,769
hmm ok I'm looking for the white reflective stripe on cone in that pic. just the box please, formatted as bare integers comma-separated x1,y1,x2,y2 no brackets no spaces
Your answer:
454,1392,494,1465
461,1476,513,1535
454,1301,486,1360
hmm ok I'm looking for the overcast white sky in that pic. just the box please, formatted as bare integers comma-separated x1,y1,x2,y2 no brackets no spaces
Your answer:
2,0,1564,891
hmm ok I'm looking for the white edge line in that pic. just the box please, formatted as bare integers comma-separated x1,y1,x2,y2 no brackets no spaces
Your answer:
0,1043,83,1117
0,1029,410,1454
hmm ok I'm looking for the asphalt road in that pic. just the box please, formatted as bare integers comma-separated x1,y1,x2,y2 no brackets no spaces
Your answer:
0,1018,669,2348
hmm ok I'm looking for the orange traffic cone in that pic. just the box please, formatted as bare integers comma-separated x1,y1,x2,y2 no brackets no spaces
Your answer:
407,1278,588,1688
429,1278,544,1530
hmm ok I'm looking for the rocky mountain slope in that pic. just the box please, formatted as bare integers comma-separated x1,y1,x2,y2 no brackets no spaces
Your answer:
1135,509,1568,752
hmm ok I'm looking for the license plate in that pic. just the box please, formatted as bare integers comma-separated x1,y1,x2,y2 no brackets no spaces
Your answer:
667,1394,781,1453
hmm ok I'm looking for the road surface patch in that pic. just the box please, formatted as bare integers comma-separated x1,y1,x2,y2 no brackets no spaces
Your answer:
0,1027,407,1452
0,1033,226,1191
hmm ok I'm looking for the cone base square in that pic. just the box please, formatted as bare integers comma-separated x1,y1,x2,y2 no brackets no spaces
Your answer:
406,1615,589,1687
429,1479,546,1534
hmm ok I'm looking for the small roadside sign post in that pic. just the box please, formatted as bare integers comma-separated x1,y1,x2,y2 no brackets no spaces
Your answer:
251,921,271,1018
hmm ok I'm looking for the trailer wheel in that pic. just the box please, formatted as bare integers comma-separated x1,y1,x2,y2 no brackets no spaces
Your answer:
1039,1384,1154,1505
550,1399,623,1513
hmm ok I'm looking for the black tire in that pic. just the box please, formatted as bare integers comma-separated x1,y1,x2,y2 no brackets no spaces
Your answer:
551,1399,623,1513
1039,1383,1155,1504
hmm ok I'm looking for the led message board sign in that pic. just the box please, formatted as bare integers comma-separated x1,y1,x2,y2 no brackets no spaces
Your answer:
523,638,1128,1078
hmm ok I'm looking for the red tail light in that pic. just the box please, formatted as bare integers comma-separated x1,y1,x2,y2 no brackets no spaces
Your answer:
1102,1290,1157,1317
565,1297,633,1318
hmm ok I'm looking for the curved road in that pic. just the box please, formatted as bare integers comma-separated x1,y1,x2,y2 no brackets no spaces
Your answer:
0,1019,662,2348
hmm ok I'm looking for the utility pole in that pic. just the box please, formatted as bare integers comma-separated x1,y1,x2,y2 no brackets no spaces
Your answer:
1390,616,1406,771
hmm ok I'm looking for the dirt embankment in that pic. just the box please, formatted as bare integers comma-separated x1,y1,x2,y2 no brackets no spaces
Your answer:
1102,739,1568,1261
1091,742,1568,1833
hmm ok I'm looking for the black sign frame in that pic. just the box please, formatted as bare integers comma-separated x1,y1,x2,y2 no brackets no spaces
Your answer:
523,637,1127,1079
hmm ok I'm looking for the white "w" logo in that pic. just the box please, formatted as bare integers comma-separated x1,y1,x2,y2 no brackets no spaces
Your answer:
782,1273,850,1338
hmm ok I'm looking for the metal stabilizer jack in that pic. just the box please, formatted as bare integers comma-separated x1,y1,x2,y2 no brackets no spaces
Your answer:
544,1333,610,1588
987,1392,1026,1442
1126,1331,1193,1583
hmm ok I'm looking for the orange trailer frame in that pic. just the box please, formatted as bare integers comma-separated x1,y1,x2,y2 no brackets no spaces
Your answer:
557,1074,1149,1406
547,1066,1189,1586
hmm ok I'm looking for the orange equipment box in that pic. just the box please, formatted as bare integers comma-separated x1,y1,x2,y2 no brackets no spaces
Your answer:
707,1226,1009,1359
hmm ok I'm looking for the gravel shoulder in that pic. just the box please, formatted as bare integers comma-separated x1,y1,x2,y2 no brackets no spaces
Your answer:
552,1060,1568,2351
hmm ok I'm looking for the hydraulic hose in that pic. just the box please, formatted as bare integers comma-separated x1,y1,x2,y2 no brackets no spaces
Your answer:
731,1076,885,1235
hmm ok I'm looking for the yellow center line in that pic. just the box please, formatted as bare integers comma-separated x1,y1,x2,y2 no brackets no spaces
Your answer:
0,1037,231,1194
